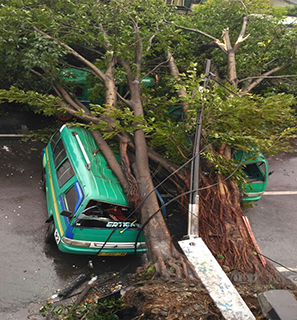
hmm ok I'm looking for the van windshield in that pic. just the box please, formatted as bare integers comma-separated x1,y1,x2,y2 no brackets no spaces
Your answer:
243,161,266,182
74,200,140,229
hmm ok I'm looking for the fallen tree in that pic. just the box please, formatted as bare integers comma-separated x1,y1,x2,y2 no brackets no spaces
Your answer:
1,1,297,318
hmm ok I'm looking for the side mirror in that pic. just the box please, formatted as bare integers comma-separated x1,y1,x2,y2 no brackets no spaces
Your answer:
61,210,73,218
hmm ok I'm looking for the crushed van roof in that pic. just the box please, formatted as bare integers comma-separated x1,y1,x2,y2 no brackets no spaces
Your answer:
60,125,129,206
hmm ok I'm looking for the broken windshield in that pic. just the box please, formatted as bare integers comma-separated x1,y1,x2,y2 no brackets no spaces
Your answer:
74,200,140,229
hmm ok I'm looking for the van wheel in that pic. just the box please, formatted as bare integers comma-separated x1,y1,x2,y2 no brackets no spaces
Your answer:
45,221,55,244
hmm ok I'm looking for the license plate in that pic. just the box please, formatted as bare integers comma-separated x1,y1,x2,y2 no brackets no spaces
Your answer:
98,252,127,256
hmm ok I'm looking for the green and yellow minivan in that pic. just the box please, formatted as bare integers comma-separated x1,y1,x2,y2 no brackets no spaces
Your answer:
42,125,145,255
234,150,269,202
168,105,270,202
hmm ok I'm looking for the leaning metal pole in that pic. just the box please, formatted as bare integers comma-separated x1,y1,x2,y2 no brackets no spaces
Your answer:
180,59,256,319
188,59,211,238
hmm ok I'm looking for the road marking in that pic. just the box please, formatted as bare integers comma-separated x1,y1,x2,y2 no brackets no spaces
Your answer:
264,191,297,195
276,266,297,273
276,267,297,284
0,134,25,138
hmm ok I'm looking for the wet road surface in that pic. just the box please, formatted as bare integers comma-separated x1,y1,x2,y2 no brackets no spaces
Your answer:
0,107,143,319
246,146,297,284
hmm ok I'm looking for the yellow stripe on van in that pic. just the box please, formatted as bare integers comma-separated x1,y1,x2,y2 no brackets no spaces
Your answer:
45,147,64,236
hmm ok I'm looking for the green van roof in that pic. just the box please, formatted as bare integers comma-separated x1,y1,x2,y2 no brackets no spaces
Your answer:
233,150,266,165
59,125,129,206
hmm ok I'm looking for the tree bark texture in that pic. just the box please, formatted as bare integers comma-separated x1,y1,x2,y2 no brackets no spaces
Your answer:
198,171,294,287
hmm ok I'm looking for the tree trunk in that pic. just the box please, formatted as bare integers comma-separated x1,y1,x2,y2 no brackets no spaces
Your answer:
91,130,131,196
126,68,198,278
227,50,238,87
199,172,294,287
167,51,189,116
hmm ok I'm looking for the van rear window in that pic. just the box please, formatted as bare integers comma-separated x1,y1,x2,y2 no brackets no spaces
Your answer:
243,162,265,182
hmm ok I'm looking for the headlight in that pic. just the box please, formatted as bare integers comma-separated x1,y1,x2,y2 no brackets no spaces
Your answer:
61,237,91,248
137,242,146,249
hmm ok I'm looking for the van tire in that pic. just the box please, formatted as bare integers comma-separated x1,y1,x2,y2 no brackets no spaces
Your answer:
45,221,55,244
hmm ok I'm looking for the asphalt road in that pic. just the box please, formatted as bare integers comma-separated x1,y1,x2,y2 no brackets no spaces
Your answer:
246,146,297,284
0,107,142,320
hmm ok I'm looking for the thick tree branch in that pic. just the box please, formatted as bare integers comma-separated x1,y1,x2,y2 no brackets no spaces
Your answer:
54,83,90,114
116,58,135,108
241,64,285,94
62,103,100,123
239,74,297,82
133,19,143,78
222,28,232,51
174,24,227,54
167,51,189,116
175,25,217,42
91,130,131,196
33,26,107,82
29,68,46,79
234,16,249,52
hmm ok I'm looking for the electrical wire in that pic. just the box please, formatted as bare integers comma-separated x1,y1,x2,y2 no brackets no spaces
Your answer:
133,189,297,275
65,63,296,302
68,149,242,299
209,74,240,97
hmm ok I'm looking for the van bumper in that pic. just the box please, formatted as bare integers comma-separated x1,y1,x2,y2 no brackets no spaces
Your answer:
242,191,264,202
58,237,146,255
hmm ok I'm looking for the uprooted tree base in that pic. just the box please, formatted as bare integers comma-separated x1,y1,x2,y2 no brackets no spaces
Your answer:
123,277,297,320
120,165,297,319
125,278,222,320
191,170,295,286
42,268,297,320
152,162,295,286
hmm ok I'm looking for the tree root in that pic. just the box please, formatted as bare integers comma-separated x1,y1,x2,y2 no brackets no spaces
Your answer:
124,279,223,320
152,244,200,282
199,173,297,287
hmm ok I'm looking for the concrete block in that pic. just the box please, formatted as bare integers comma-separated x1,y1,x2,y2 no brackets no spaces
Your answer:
258,290,297,320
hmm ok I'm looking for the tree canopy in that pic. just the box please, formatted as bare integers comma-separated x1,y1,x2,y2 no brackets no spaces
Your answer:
1,0,297,288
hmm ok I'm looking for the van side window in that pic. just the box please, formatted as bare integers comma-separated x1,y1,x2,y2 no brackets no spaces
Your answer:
50,131,61,151
56,159,74,187
65,185,78,214
74,86,84,99
63,182,83,215
53,140,67,167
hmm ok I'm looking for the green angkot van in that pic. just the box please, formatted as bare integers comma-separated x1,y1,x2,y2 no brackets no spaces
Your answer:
168,105,270,202
234,151,269,202
58,68,155,107
42,125,145,255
